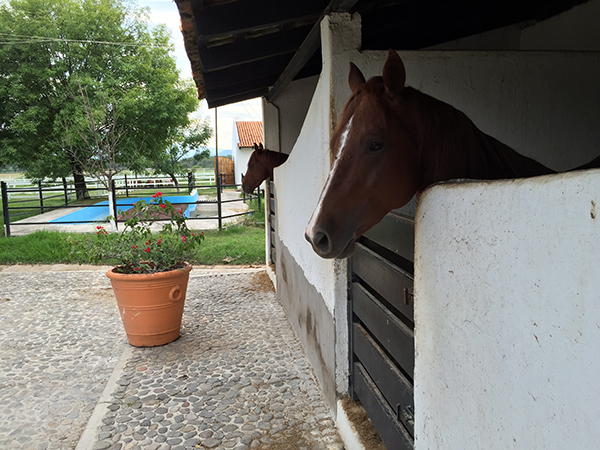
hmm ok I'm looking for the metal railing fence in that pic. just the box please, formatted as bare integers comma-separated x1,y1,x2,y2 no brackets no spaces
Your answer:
1,172,262,237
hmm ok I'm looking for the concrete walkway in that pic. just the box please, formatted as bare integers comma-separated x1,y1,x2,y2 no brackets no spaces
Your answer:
8,191,251,236
0,266,344,450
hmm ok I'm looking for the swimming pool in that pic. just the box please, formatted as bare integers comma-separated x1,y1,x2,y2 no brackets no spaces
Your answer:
50,192,200,224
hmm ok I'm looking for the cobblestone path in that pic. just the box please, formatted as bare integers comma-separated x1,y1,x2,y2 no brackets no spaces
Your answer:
0,268,344,450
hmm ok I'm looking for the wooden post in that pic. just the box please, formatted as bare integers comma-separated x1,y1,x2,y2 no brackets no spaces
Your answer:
38,180,44,214
62,177,69,205
215,107,222,231
1,181,10,237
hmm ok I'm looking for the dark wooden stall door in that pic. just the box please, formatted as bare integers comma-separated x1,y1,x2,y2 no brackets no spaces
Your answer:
349,202,416,450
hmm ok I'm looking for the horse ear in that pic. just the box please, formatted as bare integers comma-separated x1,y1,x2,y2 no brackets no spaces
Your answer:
382,49,406,97
253,143,263,152
348,62,366,94
258,143,264,151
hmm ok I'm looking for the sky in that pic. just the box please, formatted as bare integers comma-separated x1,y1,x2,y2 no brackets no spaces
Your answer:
137,0,263,153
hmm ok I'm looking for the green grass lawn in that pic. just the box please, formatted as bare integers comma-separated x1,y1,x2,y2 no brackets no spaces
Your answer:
1,178,264,263
0,225,265,266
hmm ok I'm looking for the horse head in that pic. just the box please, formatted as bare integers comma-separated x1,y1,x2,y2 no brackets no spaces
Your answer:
242,143,289,194
305,50,422,259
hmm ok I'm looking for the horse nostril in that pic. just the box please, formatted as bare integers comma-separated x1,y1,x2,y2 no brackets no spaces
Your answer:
312,231,331,254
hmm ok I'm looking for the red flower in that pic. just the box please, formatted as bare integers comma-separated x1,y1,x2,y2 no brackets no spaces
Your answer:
132,245,137,249
97,226,103,230
135,267,141,271
181,235,187,243
178,209,182,214
156,191,162,196
160,204,166,209
201,231,204,235
157,238,162,245
144,247,151,253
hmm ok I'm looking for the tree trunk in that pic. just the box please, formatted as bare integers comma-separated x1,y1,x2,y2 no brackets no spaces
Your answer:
69,156,90,200
107,187,117,232
169,173,180,193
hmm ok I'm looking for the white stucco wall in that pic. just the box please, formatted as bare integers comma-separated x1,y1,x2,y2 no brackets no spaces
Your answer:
265,7,600,435
274,14,361,317
233,147,252,187
414,169,600,449
521,0,600,51
429,0,600,52
326,50,600,171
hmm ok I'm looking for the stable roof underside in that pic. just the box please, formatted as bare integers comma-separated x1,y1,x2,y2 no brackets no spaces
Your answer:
175,0,586,108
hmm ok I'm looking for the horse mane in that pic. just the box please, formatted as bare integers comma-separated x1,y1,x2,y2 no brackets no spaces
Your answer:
406,87,555,188
408,84,600,183
262,149,289,171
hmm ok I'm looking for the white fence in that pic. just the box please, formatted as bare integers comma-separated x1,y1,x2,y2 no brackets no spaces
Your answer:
0,172,216,200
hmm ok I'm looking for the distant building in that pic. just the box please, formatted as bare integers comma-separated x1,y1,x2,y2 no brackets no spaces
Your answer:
232,121,263,187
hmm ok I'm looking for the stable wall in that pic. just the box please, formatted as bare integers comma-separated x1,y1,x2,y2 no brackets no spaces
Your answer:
430,0,600,51
232,147,252,187
263,76,319,156
414,170,600,449
330,49,600,171
263,7,600,421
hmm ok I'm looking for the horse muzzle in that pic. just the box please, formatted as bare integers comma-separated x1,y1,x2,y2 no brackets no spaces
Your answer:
241,182,255,195
304,227,356,259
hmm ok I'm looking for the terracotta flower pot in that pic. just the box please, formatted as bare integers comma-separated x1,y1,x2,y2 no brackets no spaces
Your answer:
106,263,192,347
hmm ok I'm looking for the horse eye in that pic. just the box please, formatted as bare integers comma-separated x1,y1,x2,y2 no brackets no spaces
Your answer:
369,141,384,152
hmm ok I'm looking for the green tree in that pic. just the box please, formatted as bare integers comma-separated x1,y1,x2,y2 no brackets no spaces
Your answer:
0,0,200,199
151,116,212,192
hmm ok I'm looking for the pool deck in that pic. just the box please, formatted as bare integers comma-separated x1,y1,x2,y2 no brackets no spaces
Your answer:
7,191,251,236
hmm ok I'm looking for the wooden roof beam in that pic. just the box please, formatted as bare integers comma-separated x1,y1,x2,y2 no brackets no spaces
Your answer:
192,0,329,41
199,24,313,72
265,0,360,103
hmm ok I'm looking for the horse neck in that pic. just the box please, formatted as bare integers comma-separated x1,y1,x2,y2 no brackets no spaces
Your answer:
409,88,554,188
262,150,288,172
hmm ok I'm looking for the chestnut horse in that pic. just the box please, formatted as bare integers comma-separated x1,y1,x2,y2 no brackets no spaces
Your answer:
241,143,289,194
305,50,600,259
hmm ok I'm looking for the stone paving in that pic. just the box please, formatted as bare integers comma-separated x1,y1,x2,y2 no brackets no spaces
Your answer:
0,271,125,450
0,267,345,450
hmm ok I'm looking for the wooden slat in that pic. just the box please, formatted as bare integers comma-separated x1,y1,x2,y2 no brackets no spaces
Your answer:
270,246,276,264
266,0,360,102
198,25,311,71
208,88,269,108
362,211,415,263
353,243,414,324
193,0,327,39
354,323,414,436
203,53,293,89
353,362,414,450
353,283,414,380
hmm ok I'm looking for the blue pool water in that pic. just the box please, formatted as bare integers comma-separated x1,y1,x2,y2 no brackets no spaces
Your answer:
50,192,199,224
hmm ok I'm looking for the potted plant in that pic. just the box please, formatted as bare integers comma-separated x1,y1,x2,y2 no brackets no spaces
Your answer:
71,192,204,347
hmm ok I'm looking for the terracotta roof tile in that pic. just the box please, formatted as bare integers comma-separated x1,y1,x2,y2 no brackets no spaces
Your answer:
236,121,263,148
